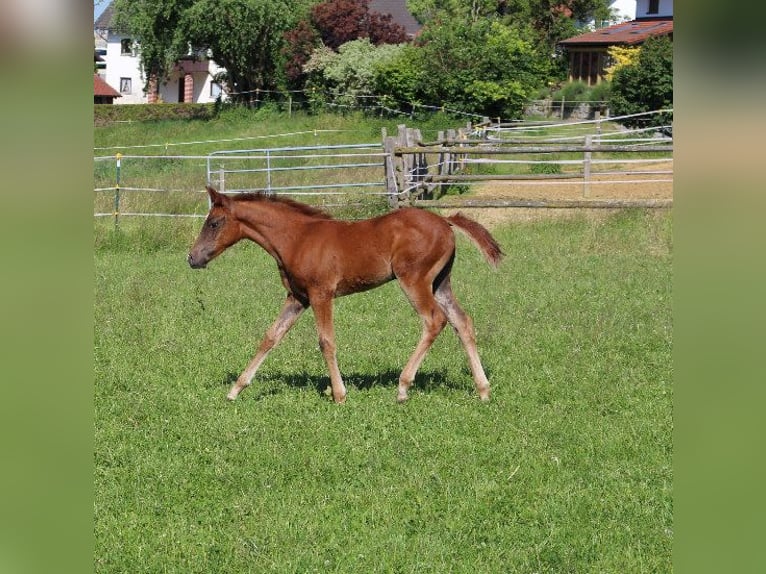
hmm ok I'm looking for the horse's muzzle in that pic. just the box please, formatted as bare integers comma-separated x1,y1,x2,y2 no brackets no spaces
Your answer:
187,252,207,269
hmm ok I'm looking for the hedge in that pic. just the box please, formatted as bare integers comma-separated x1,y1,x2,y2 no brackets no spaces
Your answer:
94,103,217,126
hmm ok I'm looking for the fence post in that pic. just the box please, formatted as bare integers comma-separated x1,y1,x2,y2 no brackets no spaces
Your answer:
114,153,122,228
595,110,601,136
446,129,456,174
397,124,412,204
383,131,398,209
583,135,592,198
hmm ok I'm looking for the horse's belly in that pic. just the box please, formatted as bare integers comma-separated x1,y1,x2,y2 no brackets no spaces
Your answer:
334,256,394,296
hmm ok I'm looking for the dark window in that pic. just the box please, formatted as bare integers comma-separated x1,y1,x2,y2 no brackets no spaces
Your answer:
120,38,133,55
647,0,659,14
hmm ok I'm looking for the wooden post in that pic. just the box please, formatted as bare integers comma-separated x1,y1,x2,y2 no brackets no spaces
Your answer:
437,130,445,178
583,134,592,198
560,97,566,120
383,135,398,209
397,125,413,204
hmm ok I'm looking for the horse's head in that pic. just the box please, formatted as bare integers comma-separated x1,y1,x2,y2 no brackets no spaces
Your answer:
187,186,242,269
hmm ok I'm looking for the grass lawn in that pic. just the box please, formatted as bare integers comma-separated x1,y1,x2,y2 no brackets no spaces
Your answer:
94,208,672,573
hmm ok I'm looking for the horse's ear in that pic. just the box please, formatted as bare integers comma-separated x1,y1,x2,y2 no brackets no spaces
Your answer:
206,185,228,207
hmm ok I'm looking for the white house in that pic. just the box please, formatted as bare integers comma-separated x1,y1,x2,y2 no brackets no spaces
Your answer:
635,0,673,19
609,0,636,21
94,2,225,104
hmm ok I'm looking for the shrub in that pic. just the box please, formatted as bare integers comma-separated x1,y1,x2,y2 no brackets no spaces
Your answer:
551,81,590,102
609,36,673,128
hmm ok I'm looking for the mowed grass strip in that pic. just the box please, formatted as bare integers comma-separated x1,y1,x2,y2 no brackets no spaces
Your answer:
94,209,672,573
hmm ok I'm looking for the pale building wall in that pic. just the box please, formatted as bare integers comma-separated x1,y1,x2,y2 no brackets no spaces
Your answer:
635,0,673,18
103,31,147,104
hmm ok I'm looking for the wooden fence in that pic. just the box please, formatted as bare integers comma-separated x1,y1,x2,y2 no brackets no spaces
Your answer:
383,121,673,209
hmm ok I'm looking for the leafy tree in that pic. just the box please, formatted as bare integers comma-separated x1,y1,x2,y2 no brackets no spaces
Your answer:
373,43,424,110
604,45,640,81
112,0,196,92
403,19,549,118
305,38,405,110
407,0,502,24
609,36,673,128
310,0,407,50
115,0,305,101
176,0,297,101
282,20,320,86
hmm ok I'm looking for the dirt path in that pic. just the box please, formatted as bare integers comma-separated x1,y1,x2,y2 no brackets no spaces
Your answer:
437,161,673,227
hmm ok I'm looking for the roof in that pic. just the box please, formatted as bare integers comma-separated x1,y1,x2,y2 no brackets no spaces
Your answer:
94,74,121,98
369,0,421,37
559,17,673,47
94,2,117,30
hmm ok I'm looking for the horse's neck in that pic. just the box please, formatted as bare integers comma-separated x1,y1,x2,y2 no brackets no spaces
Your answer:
234,201,311,258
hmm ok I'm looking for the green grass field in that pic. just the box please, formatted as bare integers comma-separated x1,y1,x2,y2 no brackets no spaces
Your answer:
94,207,672,573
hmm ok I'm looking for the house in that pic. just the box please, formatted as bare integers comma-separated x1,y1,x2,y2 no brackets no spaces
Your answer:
368,0,422,38
94,1,225,104
558,0,673,85
609,0,636,21
94,74,121,104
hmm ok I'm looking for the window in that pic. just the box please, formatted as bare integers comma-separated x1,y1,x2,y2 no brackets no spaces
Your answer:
210,82,222,99
120,38,133,55
647,0,659,14
120,77,132,94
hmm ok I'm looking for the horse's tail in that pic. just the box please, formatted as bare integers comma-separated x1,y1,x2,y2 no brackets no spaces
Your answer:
445,213,504,268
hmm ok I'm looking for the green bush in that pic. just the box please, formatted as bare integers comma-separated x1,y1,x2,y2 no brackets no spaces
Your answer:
588,80,612,102
551,81,589,102
609,36,673,128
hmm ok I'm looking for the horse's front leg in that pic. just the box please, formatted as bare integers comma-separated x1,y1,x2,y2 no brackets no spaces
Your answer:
227,294,306,400
310,296,347,404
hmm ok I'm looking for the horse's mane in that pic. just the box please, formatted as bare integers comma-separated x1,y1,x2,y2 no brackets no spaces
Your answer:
235,192,334,220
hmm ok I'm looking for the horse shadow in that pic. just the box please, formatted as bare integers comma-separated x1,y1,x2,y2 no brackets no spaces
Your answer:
217,367,481,400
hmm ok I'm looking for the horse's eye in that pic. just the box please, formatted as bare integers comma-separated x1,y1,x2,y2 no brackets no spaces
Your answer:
208,219,221,229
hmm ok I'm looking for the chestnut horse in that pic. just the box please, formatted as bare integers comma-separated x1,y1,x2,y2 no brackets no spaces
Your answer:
188,186,503,403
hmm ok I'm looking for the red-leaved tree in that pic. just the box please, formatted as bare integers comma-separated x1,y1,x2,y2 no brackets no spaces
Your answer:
282,19,319,84
310,0,407,50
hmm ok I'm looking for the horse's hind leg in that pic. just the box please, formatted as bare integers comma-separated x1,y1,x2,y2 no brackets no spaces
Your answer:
227,294,306,401
397,279,448,402
434,278,491,401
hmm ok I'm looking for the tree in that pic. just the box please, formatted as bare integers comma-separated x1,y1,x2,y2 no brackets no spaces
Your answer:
282,20,320,86
310,0,407,50
177,0,296,101
609,36,673,128
604,45,640,81
114,0,302,102
402,18,549,118
112,0,196,92
408,1,612,55
305,39,405,110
